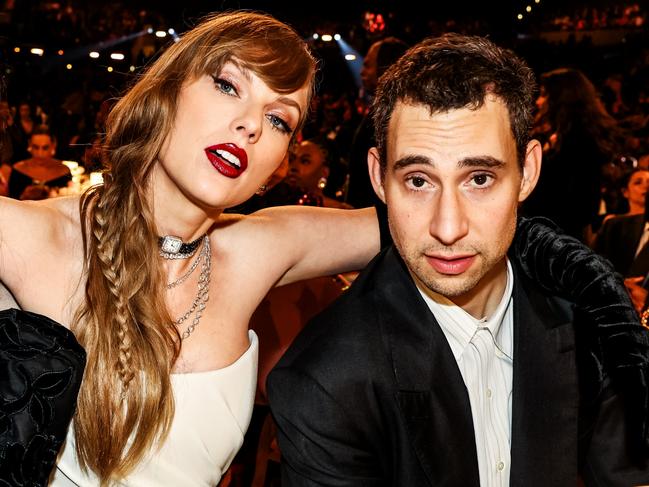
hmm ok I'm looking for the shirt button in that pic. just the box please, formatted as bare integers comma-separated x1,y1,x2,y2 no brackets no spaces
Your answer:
497,461,505,471
486,388,492,398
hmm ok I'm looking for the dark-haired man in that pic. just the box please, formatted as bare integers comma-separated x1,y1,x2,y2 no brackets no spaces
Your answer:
269,34,649,486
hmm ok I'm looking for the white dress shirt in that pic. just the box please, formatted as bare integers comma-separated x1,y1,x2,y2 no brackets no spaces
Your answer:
413,260,514,487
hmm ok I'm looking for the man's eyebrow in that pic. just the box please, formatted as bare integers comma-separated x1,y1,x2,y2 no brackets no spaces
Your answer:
392,155,506,171
457,156,506,169
393,155,433,171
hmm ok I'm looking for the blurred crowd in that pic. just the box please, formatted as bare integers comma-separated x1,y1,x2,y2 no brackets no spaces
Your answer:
1,1,648,213
543,3,646,31
2,1,649,217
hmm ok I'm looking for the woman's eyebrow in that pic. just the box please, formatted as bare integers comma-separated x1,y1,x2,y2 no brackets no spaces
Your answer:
277,97,302,119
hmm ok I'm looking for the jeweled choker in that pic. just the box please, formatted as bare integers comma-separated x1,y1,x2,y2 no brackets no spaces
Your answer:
158,234,206,259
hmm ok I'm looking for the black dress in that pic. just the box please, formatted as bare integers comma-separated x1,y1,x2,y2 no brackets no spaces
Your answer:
0,308,85,486
8,158,72,200
523,127,607,242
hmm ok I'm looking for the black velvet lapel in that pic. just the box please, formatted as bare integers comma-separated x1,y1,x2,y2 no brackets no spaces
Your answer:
509,264,580,486
373,248,480,486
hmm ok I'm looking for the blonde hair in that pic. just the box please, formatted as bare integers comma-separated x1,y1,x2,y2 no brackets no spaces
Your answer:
73,11,316,483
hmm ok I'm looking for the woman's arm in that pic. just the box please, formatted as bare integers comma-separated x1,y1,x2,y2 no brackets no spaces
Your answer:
251,206,381,287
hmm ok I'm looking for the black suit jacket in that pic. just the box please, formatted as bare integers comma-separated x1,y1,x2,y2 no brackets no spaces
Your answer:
594,214,645,276
268,247,649,486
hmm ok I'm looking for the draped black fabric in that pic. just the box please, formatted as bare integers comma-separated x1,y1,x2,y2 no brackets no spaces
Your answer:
0,308,85,486
513,216,649,456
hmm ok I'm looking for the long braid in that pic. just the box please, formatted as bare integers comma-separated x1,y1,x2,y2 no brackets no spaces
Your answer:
92,194,136,396
74,181,177,482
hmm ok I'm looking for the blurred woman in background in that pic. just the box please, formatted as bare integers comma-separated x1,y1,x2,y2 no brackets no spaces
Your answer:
286,136,351,208
524,67,627,243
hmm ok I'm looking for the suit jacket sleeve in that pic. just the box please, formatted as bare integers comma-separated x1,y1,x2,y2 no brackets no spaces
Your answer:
581,378,649,486
268,366,385,487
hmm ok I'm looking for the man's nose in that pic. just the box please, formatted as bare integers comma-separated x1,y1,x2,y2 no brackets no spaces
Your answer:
428,188,469,246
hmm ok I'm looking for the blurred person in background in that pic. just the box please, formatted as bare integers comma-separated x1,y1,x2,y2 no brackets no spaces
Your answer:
612,167,649,218
286,136,351,209
595,177,649,313
8,124,71,200
347,37,408,208
12,101,36,161
523,67,628,243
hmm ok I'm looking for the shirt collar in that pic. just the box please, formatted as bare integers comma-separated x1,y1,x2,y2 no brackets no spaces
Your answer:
412,259,514,361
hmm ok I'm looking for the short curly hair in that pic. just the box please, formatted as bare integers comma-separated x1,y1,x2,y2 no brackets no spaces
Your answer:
372,33,536,175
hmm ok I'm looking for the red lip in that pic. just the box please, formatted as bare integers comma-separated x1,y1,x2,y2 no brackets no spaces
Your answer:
205,143,248,179
425,254,476,275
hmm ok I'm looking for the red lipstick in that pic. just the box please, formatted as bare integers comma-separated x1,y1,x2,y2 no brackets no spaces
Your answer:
205,143,248,178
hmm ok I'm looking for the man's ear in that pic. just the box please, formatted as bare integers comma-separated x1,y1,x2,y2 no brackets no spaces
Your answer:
518,139,542,202
368,147,386,203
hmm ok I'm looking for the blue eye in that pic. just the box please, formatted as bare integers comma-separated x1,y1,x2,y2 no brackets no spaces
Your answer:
267,114,293,135
212,76,237,96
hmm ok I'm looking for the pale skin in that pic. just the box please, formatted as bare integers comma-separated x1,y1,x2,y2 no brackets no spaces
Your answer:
0,63,380,373
368,97,541,319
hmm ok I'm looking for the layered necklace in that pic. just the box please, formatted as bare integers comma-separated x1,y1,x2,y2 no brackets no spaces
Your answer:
159,234,211,340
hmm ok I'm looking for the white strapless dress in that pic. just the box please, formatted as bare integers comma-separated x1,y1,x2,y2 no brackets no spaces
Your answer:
50,330,258,486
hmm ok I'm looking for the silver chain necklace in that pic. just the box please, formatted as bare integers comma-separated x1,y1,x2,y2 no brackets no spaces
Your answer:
172,236,211,340
166,236,207,289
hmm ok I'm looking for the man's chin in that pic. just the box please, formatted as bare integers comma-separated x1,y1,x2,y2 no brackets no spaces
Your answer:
417,271,482,300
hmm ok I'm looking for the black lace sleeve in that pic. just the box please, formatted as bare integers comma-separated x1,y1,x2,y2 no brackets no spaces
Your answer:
0,308,86,486
513,216,649,454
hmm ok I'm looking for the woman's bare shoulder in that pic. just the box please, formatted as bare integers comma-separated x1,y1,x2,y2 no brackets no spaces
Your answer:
209,210,297,271
0,194,80,220
0,196,85,313
0,196,83,277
